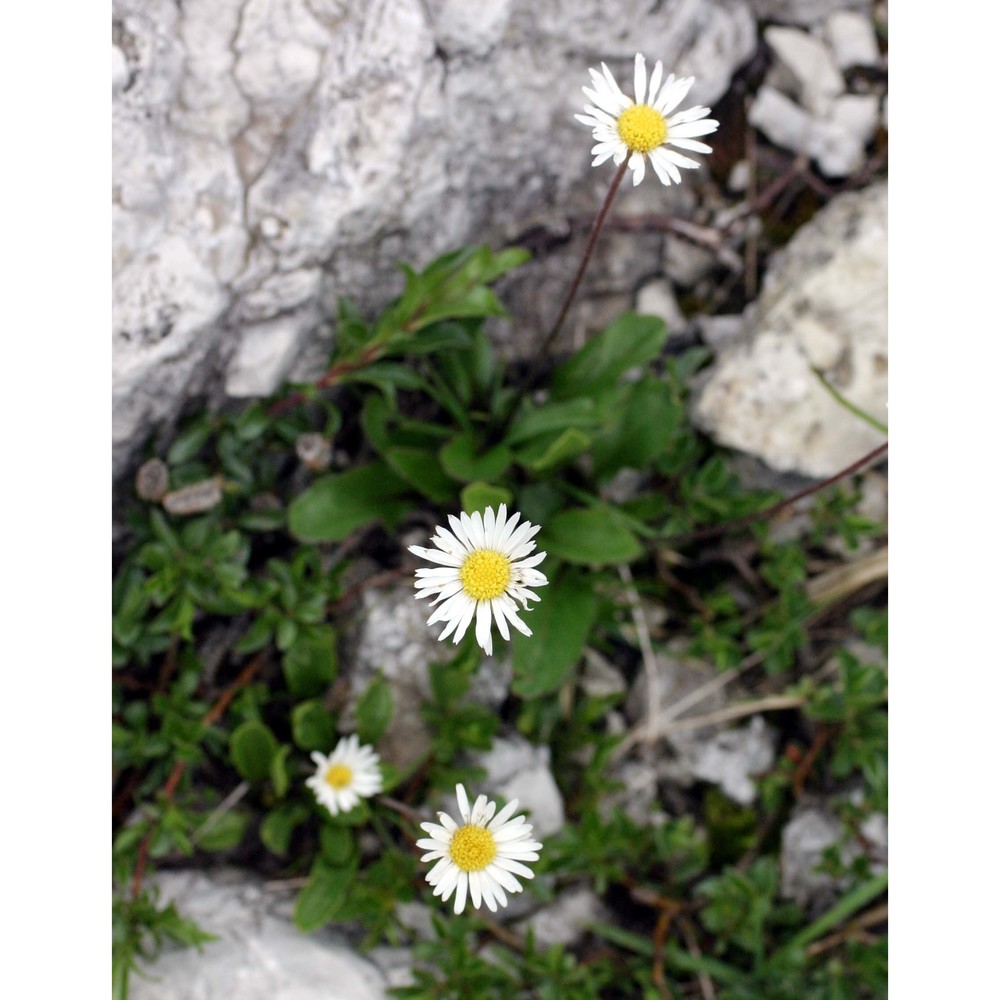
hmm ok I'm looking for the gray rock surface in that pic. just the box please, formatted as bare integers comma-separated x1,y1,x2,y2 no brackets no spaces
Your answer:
780,805,887,911
112,0,757,475
132,869,388,1000
517,885,608,949
750,0,870,25
661,715,777,806
343,580,512,770
693,182,887,478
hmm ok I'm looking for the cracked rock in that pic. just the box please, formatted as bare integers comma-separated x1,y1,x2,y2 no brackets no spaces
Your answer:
131,869,388,1000
112,0,758,477
693,183,887,478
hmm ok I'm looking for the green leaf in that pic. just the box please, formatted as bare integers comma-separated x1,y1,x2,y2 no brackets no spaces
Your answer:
385,320,473,356
505,398,601,446
320,825,356,866
292,700,336,751
591,378,683,477
167,416,214,465
261,802,310,856
193,809,249,852
270,743,292,798
229,721,279,782
551,313,668,400
282,627,337,698
288,463,412,542
542,507,643,565
512,569,598,697
355,676,394,745
439,433,512,482
293,857,358,932
515,427,592,473
384,447,456,503
460,482,513,515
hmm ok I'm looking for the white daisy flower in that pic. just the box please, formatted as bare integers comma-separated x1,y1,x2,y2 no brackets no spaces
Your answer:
408,504,548,657
574,53,720,187
417,784,543,914
305,735,383,816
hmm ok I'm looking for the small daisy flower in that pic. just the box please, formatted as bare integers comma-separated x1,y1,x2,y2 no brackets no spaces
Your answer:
575,53,720,187
408,504,547,657
417,784,543,914
306,735,383,816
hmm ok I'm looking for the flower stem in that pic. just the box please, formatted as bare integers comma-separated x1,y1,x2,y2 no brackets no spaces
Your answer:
491,158,629,442
537,158,630,364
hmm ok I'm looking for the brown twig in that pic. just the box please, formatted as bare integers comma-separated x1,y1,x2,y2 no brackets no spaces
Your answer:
805,902,889,957
376,795,426,825
266,344,384,417
791,723,836,797
667,442,888,546
491,159,630,445
333,567,409,610
129,652,268,898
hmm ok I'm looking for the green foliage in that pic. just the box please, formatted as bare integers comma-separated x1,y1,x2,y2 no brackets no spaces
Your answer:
113,243,887,1000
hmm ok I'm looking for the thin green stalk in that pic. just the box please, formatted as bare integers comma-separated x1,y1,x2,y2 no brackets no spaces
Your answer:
782,871,889,953
811,366,888,435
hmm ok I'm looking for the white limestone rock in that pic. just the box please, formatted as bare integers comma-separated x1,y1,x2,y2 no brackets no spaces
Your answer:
342,581,512,771
751,21,880,178
780,805,887,912
429,0,514,56
112,0,758,476
517,885,608,949
470,734,565,837
764,25,844,116
824,10,881,69
636,278,686,333
664,715,777,806
131,869,388,1000
692,183,887,478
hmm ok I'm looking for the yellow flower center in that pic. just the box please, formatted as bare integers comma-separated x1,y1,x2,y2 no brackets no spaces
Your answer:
617,104,667,153
449,825,498,872
325,764,353,789
459,549,511,601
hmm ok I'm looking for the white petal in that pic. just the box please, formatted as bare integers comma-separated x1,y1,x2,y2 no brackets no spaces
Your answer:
471,794,490,825
493,856,536,879
475,600,494,656
456,784,471,823
666,136,713,154
647,60,663,108
649,147,681,185
453,872,468,914
468,870,483,910
656,76,694,116
483,506,496,548
629,151,646,186
633,53,647,105
489,799,520,830
435,863,460,901
408,546,463,567
662,147,700,170
492,599,510,641
486,863,522,894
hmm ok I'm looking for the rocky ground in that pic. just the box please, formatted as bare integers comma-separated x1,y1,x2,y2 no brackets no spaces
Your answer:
115,1,888,997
